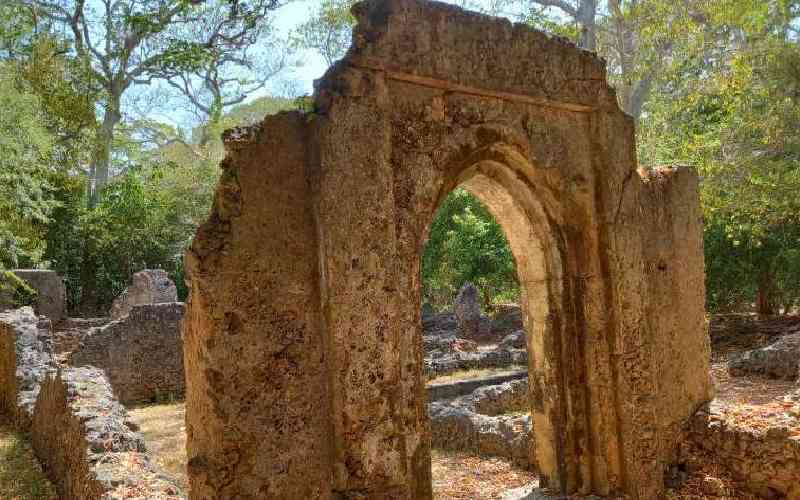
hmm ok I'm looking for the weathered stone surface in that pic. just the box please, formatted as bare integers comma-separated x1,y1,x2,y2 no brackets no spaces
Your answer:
679,403,800,499
454,282,482,338
110,270,177,321
491,304,524,338
472,378,529,416
31,366,184,499
69,303,185,405
500,329,526,350
424,348,526,379
728,333,800,381
422,334,477,354
427,370,528,402
52,316,111,356
2,270,66,321
430,379,534,468
430,402,534,468
0,307,56,428
184,0,709,497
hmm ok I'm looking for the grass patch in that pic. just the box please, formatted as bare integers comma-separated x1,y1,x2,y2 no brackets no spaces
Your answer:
127,402,188,491
0,422,57,499
428,366,526,385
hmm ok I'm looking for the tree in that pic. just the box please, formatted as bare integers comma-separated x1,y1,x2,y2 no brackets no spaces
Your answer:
0,62,57,267
519,0,693,121
161,0,290,144
24,0,285,204
423,189,519,308
638,0,800,314
293,0,355,66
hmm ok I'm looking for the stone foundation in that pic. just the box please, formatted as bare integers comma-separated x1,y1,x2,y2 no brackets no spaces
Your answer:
68,303,185,405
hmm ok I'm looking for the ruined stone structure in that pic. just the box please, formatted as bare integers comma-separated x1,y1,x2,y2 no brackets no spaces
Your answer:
0,308,184,498
69,303,185,405
1,270,66,322
183,0,710,498
110,269,178,320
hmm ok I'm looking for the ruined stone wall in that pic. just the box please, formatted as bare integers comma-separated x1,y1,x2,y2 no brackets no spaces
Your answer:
110,269,178,321
680,406,800,498
184,112,333,499
640,168,712,479
1,308,183,498
183,0,709,498
31,367,183,499
3,270,66,321
68,303,185,405
0,307,56,428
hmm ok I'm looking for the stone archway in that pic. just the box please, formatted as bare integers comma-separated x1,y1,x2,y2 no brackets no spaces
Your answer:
182,0,711,498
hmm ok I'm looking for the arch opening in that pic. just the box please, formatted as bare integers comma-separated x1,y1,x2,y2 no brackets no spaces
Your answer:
417,153,574,496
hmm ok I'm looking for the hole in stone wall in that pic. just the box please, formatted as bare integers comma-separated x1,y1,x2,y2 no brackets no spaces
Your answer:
422,184,547,498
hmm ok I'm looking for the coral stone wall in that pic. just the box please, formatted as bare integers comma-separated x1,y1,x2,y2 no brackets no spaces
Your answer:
681,405,800,498
183,0,709,498
0,307,56,428
32,367,184,499
68,303,185,405
1,308,184,499
110,269,178,321
3,270,66,321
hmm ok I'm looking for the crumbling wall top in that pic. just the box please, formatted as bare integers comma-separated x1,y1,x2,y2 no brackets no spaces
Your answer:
318,0,617,112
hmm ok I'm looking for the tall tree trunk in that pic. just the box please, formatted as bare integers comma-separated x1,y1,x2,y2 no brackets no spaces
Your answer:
577,0,598,51
89,97,121,207
756,268,776,317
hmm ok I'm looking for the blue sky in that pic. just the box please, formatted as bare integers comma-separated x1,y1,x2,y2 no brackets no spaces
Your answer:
272,0,330,92
153,0,532,129
270,0,525,93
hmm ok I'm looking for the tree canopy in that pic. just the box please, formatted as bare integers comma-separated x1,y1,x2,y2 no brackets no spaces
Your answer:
1,0,798,316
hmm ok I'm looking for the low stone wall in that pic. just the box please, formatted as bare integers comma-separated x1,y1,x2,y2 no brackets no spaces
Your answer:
680,403,800,498
52,317,110,356
427,370,528,402
425,349,527,379
32,367,183,499
68,303,185,405
0,307,56,428
430,378,534,469
728,333,800,381
1,307,184,499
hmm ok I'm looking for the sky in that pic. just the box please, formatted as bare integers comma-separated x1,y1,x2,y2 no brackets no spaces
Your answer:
268,0,527,94
154,0,534,129
272,0,330,93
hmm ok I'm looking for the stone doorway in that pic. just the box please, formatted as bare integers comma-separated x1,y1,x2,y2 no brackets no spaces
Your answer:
182,0,711,498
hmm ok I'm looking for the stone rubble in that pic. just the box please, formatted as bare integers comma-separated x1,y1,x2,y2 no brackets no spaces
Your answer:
430,378,534,469
728,333,800,381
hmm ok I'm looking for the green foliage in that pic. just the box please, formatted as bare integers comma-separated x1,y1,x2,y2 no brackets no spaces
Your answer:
638,2,800,313
422,189,519,309
0,271,38,308
0,63,57,268
62,166,196,312
292,0,356,65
